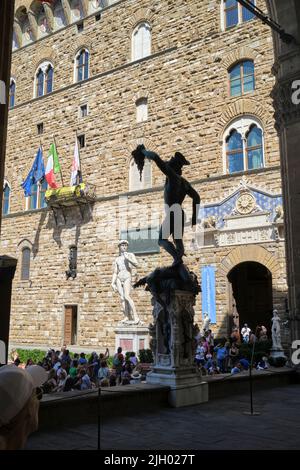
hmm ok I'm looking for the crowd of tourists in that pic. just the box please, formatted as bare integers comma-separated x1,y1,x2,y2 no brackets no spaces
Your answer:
8,322,271,393
194,324,270,375
10,346,143,394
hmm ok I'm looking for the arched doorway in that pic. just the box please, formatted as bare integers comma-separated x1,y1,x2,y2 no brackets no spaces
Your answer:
228,261,273,335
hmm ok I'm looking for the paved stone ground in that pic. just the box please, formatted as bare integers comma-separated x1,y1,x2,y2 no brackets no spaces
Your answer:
26,384,300,450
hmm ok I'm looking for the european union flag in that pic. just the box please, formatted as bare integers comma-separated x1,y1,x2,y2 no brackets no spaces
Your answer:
21,147,45,197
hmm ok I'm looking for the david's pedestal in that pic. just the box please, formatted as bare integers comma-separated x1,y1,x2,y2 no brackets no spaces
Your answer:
115,323,149,353
146,290,208,407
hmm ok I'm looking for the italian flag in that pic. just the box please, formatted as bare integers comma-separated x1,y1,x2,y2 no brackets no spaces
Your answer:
45,143,60,189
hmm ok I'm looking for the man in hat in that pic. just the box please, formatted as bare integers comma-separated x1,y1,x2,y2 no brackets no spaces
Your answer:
111,240,139,324
139,146,200,265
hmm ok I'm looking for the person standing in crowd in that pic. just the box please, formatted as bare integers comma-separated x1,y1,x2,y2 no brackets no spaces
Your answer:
241,323,251,343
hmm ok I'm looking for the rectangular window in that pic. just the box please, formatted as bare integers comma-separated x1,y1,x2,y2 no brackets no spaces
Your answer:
64,305,78,345
79,104,88,118
120,227,160,255
78,134,85,149
37,123,44,135
95,13,101,21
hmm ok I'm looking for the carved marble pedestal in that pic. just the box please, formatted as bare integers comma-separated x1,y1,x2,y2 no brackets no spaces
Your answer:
115,323,149,354
146,290,208,407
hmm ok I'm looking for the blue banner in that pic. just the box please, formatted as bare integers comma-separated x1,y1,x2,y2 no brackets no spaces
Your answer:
201,266,216,324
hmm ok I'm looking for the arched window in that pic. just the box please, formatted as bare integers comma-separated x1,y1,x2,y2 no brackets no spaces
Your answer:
35,63,54,97
222,0,255,30
46,65,54,94
136,98,148,123
226,129,244,173
27,180,48,210
75,49,89,82
2,182,10,216
9,79,16,108
224,117,264,174
132,22,151,61
70,0,84,23
129,158,152,191
246,125,263,170
229,61,255,97
54,1,67,30
21,247,31,280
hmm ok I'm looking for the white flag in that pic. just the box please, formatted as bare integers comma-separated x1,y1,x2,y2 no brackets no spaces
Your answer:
70,136,81,186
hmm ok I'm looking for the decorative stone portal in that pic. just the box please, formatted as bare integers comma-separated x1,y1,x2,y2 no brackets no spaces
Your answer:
146,290,208,408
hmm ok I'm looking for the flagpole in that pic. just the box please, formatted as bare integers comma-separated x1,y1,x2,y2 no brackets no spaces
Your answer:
53,135,65,187
75,130,82,184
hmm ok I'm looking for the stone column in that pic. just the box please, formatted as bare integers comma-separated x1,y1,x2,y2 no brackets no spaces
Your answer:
147,290,208,407
27,10,38,41
0,0,15,230
61,0,72,24
42,1,54,32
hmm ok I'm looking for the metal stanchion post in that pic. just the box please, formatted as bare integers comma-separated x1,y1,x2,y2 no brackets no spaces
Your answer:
243,337,260,416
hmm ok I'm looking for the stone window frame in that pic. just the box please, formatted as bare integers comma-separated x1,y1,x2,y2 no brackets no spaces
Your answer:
2,179,11,216
223,116,265,174
34,60,54,98
74,48,90,83
131,21,152,62
220,0,256,32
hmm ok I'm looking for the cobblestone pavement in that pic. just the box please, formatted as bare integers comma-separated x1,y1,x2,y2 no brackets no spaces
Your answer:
26,384,300,450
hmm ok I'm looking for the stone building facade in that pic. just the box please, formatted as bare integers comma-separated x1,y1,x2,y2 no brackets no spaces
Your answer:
1,0,289,352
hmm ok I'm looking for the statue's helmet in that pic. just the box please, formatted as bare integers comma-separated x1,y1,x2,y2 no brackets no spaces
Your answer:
168,152,190,175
